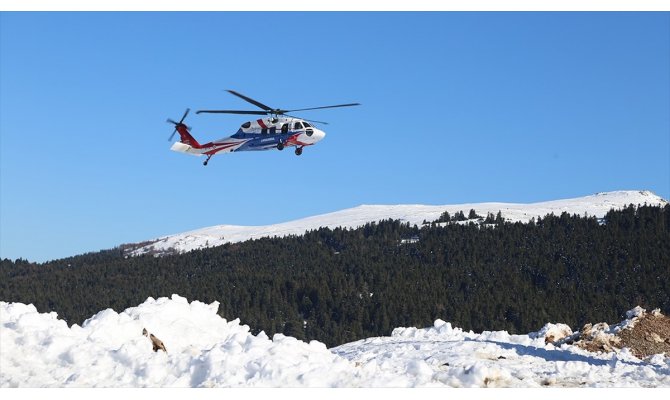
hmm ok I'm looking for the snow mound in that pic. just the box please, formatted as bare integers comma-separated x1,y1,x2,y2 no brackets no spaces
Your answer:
2,297,670,387
0,295,371,387
334,314,670,388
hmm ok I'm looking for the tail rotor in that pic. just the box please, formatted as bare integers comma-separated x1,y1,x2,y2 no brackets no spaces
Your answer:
167,108,191,141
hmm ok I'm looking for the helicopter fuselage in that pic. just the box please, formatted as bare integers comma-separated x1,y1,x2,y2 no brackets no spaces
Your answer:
170,117,326,162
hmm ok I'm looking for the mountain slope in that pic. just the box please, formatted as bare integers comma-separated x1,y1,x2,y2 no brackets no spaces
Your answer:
127,190,667,256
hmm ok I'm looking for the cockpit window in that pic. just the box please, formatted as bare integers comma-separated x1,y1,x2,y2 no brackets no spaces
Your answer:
241,122,251,129
303,122,311,127
294,122,303,129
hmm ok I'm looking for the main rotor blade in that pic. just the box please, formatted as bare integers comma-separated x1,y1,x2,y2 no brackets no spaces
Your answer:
196,110,269,115
226,90,273,111
168,128,177,142
286,103,361,112
284,114,329,125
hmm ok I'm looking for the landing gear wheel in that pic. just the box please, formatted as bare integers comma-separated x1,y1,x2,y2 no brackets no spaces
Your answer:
277,142,285,151
295,147,303,156
203,155,212,166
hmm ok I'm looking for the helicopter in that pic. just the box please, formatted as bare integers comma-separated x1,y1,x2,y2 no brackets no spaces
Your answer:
167,90,360,166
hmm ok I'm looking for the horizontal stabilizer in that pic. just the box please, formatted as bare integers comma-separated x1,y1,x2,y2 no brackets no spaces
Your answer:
170,142,203,156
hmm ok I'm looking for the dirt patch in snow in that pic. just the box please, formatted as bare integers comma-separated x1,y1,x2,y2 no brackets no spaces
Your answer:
615,311,670,358
565,308,670,359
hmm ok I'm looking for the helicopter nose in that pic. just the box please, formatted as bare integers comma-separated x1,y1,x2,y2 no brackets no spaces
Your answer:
313,129,326,142
302,128,325,144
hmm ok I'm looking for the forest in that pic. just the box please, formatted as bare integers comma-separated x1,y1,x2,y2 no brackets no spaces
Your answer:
1,204,668,347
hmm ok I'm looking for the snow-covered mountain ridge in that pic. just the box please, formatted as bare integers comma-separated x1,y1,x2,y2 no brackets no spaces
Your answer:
126,190,667,257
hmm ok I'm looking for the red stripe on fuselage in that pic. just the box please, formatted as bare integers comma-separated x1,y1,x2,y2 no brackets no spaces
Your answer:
205,141,243,155
257,119,267,129
285,133,313,147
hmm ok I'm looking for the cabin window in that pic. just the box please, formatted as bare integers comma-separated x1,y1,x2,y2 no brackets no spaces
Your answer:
269,126,276,134
261,128,267,134
281,124,288,133
241,122,251,129
294,122,303,129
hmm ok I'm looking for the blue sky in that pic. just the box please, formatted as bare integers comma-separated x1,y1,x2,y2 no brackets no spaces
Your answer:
1,12,669,262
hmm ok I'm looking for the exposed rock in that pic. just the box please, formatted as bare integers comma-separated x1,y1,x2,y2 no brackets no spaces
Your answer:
574,322,621,353
531,323,573,344
143,327,168,353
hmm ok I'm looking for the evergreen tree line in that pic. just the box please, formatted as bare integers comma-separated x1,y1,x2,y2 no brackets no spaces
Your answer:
1,204,668,347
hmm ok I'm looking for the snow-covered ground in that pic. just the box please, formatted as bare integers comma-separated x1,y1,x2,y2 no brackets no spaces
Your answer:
127,190,668,256
2,295,669,388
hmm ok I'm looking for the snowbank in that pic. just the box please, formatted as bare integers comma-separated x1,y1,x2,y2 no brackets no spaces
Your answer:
1,295,366,387
2,295,669,387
